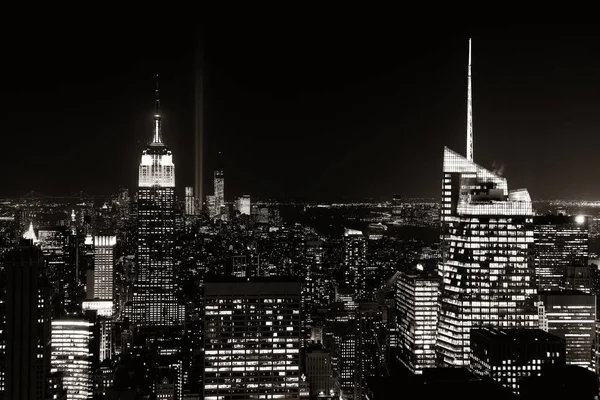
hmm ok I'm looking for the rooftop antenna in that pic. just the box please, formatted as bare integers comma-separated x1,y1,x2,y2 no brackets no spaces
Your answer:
152,73,162,144
466,38,473,161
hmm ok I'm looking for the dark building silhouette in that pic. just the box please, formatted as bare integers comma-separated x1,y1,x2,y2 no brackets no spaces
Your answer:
4,239,51,400
520,365,599,400
469,327,565,395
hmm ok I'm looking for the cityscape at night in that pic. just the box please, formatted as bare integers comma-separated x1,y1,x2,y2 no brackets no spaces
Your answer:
4,23,600,399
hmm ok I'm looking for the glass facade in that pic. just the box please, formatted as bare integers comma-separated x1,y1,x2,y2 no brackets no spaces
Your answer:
438,147,538,367
203,280,302,399
396,268,439,374
50,319,94,400
343,229,368,301
534,215,589,292
538,292,596,371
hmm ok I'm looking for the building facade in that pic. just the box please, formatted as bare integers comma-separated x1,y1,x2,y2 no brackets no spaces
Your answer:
132,94,181,326
534,215,589,292
4,241,51,400
538,291,596,371
437,148,538,367
203,279,302,399
396,266,439,374
50,318,95,400
469,327,565,395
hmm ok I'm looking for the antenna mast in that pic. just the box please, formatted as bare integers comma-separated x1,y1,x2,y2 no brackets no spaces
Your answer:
466,38,473,161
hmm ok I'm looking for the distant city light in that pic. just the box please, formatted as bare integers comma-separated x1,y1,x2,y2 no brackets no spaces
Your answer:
576,215,586,224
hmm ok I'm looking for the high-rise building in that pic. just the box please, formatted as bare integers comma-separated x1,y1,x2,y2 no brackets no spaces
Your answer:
132,79,181,326
437,39,538,367
396,265,439,374
93,235,116,301
4,240,51,400
235,195,251,215
534,215,589,292
437,147,538,367
305,346,334,397
209,170,225,218
37,225,77,316
203,278,302,399
469,327,565,396
50,318,96,400
354,302,388,399
343,228,368,301
185,186,195,216
538,291,596,371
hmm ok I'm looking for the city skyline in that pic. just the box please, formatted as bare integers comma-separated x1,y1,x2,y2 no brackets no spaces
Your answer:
4,24,600,200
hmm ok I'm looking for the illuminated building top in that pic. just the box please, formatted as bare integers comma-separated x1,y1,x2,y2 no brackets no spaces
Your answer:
23,222,38,243
139,74,175,188
443,147,532,216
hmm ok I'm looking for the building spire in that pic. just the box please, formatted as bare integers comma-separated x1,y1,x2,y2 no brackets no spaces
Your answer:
466,38,473,161
152,73,163,144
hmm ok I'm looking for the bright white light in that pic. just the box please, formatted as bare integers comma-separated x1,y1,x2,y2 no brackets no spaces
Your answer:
576,215,586,224
416,263,424,271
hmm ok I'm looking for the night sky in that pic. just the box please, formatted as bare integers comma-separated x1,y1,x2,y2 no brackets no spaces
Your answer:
3,23,600,201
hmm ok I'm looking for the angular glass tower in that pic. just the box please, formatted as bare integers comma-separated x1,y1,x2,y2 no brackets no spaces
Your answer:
437,147,538,367
132,84,180,326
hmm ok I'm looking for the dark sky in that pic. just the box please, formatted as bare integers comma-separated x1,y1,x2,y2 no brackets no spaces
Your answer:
3,22,600,201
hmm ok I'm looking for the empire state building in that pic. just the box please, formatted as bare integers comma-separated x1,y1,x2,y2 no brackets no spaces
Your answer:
132,78,181,326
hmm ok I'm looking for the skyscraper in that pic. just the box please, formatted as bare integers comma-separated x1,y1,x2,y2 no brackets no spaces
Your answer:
437,41,537,367
132,77,181,326
396,265,439,374
50,318,95,400
214,170,224,215
4,240,51,400
343,228,367,300
203,278,302,399
437,147,538,367
93,235,116,301
534,215,589,292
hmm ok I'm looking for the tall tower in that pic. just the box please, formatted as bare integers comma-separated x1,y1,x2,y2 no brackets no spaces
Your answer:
194,34,204,213
213,170,224,217
4,240,51,400
132,76,180,326
437,148,538,367
466,38,473,161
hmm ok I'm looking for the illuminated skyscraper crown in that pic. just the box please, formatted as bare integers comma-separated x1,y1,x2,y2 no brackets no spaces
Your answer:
138,74,175,188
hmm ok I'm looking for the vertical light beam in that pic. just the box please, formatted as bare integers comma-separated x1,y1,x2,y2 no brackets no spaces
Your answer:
194,34,204,212
466,38,473,161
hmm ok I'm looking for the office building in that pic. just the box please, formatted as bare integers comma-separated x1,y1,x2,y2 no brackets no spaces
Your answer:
93,235,116,301
469,327,565,396
437,147,538,367
185,186,195,216
132,80,181,325
50,318,96,400
396,265,439,374
538,291,596,370
305,346,334,397
203,278,302,399
343,228,369,301
534,215,589,292
4,241,51,400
